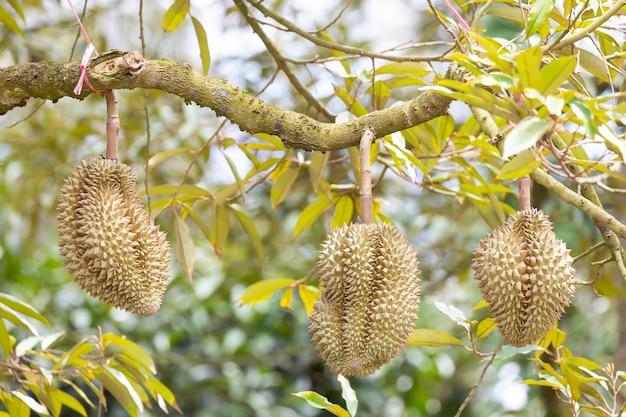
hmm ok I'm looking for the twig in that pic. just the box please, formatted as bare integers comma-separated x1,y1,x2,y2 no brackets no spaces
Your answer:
454,341,505,417
359,128,376,224
102,90,119,160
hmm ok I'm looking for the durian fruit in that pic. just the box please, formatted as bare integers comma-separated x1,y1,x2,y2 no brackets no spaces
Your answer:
472,208,576,347
57,158,171,317
309,223,421,377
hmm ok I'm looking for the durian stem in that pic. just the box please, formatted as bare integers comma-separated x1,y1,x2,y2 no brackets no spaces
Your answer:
103,89,119,160
519,176,531,211
359,128,376,225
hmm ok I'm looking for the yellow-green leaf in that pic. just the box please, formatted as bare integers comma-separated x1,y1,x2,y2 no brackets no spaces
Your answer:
280,288,294,310
497,149,541,180
222,151,247,203
239,278,295,307
540,56,576,96
526,0,554,38
271,167,300,209
332,194,354,229
231,204,265,267
103,333,156,374
292,391,351,417
294,195,332,237
99,367,143,417
408,328,464,347
298,285,321,316
190,16,211,75
375,61,430,77
515,46,543,90
0,293,49,327
174,212,195,283
502,116,551,158
162,0,189,31
57,391,87,417
147,148,193,168
476,318,497,339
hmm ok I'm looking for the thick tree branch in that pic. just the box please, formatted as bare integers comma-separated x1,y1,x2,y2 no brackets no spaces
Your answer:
0,50,453,151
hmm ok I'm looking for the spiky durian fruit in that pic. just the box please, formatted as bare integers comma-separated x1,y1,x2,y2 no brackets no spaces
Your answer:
309,223,421,377
57,158,171,317
472,209,576,347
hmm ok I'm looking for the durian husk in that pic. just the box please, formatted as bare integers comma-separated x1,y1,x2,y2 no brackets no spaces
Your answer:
309,223,421,377
57,158,171,317
472,209,576,347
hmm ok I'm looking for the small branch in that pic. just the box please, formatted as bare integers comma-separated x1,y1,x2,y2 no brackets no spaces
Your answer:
519,176,531,211
359,128,376,224
454,341,504,417
102,90,119,160
233,0,334,121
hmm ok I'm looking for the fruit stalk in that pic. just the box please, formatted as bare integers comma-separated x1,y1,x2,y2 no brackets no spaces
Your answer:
359,128,375,225
103,89,119,160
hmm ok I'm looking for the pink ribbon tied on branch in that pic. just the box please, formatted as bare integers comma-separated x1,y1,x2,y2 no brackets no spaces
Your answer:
67,0,103,95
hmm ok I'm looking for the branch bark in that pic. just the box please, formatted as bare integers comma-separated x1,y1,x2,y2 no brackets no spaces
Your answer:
0,50,453,152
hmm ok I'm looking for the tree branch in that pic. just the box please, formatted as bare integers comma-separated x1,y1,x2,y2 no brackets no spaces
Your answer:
0,50,453,152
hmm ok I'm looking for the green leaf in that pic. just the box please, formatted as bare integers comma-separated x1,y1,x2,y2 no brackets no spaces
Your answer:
174,211,195,283
145,374,182,414
12,391,49,416
526,0,554,38
560,356,603,372
103,333,156,374
540,56,576,95
0,293,49,327
0,318,12,358
280,288,294,310
162,0,189,31
476,318,497,339
298,285,321,316
497,149,541,180
231,204,265,267
292,391,351,417
271,167,300,209
338,375,358,417
375,62,430,77
332,194,355,229
502,116,551,158
147,184,211,197
239,278,295,307
190,16,211,75
55,339,95,370
294,195,332,237
100,367,143,417
408,329,464,347
0,303,38,335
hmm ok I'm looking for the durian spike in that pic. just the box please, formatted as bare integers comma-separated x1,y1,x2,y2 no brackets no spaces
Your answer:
519,175,531,211
103,89,119,160
359,128,376,225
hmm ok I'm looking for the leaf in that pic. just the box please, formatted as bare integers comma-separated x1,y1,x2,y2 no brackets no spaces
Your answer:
338,375,358,417
375,62,430,77
292,391,351,417
540,56,576,96
57,391,87,417
502,116,551,158
103,333,156,374
431,299,468,329
230,204,265,267
408,329,464,347
147,184,211,197
280,288,294,310
222,151,247,203
298,285,321,316
239,278,295,307
476,318,497,339
55,339,95,370
190,16,211,75
515,46,543,90
0,293,49,326
270,167,300,209
174,211,195,283
526,0,554,38
100,367,143,417
0,303,38,335
0,7,24,37
211,204,230,258
162,0,189,31
569,100,596,139
12,391,49,416
332,194,355,229
147,148,193,168
294,195,332,237
496,149,541,180
0,319,12,358
145,374,182,414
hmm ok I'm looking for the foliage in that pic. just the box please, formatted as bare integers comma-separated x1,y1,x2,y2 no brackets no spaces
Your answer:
2,0,626,416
